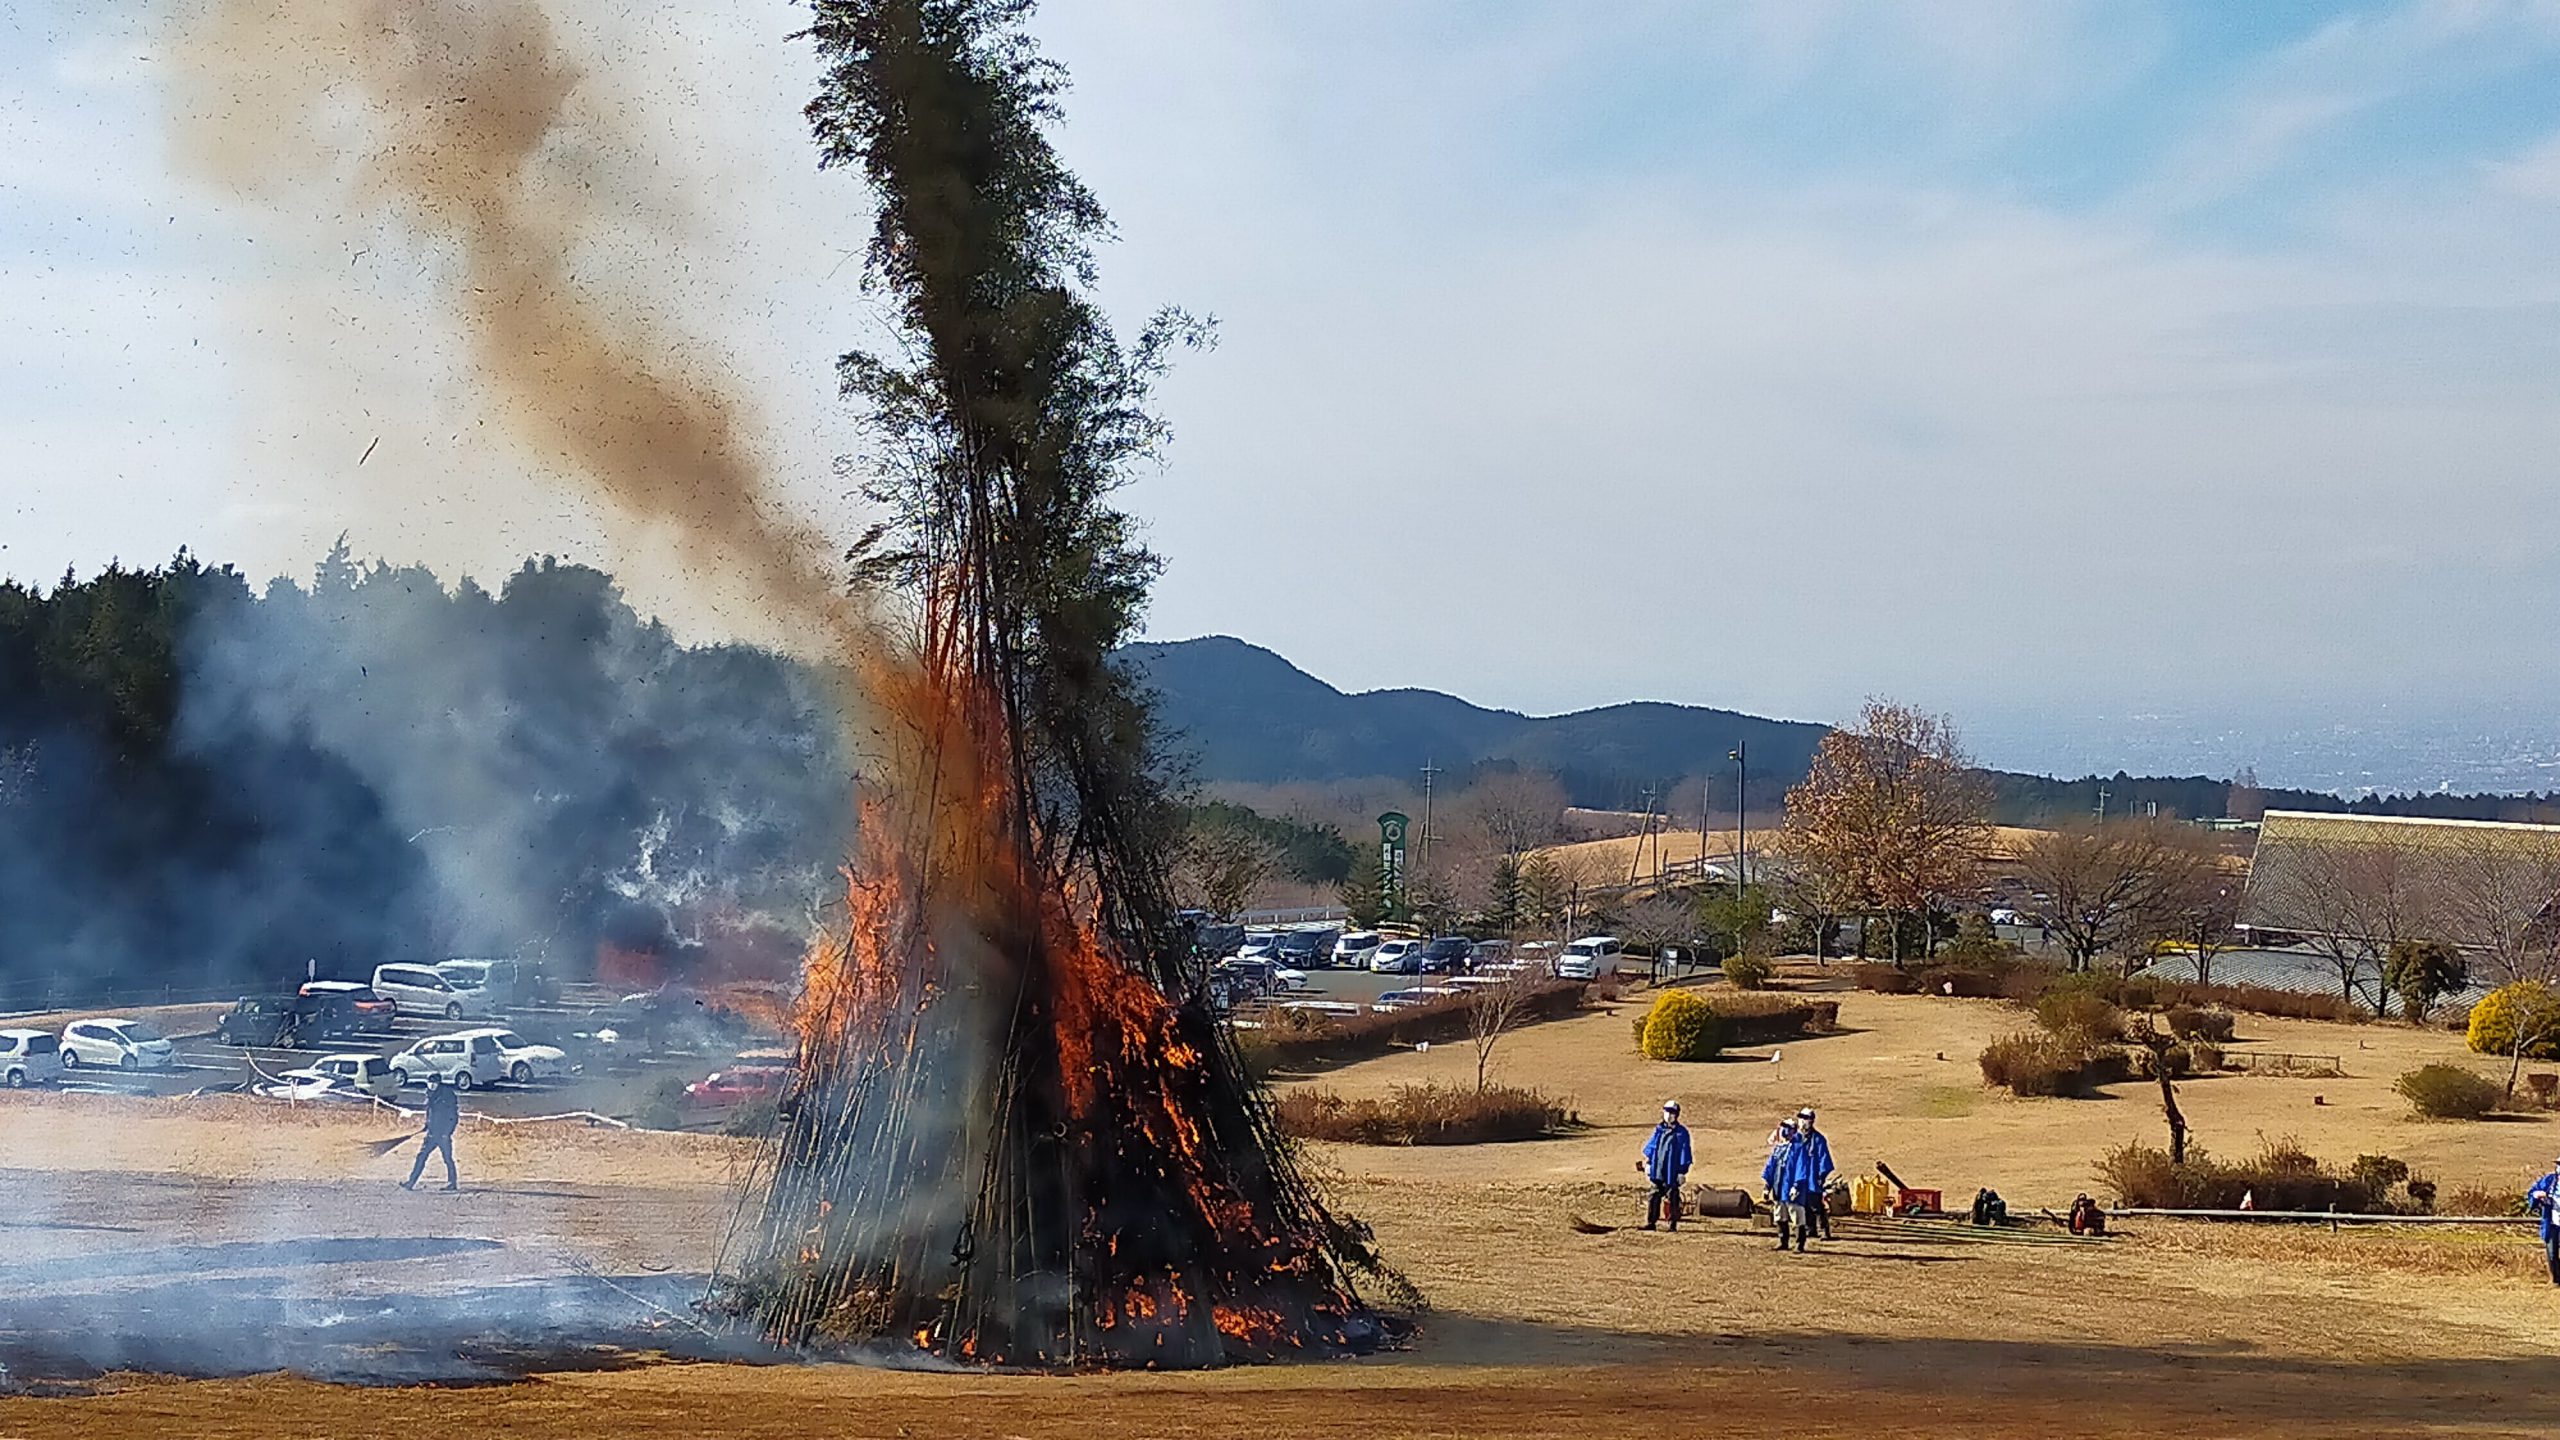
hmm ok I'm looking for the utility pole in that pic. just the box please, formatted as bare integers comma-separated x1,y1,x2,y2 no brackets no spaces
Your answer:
1727,742,1748,900
2097,785,2111,824
1629,784,1660,885
1419,759,1442,873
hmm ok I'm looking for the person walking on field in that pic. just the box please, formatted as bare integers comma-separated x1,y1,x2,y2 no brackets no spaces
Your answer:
2529,1155,2560,1285
1639,1101,1692,1230
1763,1119,1821,1252
404,1072,461,1192
1796,1107,1837,1239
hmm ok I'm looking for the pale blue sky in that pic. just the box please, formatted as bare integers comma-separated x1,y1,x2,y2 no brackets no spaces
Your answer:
9,2,2560,761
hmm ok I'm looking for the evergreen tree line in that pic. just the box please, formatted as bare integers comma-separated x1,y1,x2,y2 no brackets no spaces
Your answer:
0,546,849,1004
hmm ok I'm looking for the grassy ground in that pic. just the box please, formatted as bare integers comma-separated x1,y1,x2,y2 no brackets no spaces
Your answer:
2,978,2555,1436
1304,977,2558,1207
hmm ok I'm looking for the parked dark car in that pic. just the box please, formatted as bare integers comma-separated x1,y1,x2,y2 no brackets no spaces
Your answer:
1213,958,1284,1000
296,980,399,1030
1275,927,1342,969
1188,921,1247,960
214,993,364,1048
1416,936,1477,975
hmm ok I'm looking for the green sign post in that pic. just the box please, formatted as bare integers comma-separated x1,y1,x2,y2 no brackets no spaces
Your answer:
1376,811,1409,917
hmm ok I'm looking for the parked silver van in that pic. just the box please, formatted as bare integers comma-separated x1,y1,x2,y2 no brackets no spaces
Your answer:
372,962,479,1020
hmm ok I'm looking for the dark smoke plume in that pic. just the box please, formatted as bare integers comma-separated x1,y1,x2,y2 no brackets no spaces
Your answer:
174,0,858,644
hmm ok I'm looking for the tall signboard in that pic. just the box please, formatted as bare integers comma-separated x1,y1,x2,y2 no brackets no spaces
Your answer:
1376,811,1409,915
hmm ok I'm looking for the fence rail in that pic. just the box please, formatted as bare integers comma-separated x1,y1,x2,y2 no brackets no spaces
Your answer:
2221,1050,2344,1076
2109,1207,2533,1225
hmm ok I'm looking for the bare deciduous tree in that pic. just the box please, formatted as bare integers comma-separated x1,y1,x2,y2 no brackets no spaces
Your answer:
2266,840,2411,1012
1468,971,1538,1092
1456,770,1571,861
1171,826,1280,919
1780,700,1991,965
2015,820,2216,975
2434,823,2560,989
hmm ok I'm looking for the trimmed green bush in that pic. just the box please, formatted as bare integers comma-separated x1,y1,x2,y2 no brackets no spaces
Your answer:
1639,989,1725,1061
1722,952,1774,991
2394,1063,2501,1120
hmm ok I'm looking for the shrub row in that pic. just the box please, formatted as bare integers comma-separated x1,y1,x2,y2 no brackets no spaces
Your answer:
1978,1033,2130,1097
2096,1138,2429,1214
1238,980,1587,1074
1272,1083,1576,1144
1629,990,1841,1061
1855,961,2359,1023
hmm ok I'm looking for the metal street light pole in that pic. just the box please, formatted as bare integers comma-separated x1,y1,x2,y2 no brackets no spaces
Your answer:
1727,742,1747,900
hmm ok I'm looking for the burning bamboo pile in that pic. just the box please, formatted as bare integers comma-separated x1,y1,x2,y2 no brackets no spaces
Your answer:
706,0,1408,1368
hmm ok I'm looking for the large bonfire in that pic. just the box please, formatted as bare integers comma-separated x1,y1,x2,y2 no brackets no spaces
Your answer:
715,0,1406,1368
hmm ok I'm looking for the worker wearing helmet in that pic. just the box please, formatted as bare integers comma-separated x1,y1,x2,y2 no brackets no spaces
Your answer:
2529,1155,2560,1285
1763,1118,1821,1252
1639,1101,1692,1231
1796,1106,1836,1239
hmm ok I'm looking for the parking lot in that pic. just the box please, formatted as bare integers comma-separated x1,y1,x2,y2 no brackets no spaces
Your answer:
10,983,788,1125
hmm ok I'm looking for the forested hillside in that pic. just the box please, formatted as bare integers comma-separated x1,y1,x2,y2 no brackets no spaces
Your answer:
0,547,845,1003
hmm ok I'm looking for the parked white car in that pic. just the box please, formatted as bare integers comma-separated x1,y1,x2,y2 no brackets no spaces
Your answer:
390,1031,506,1089
1554,935,1624,981
372,962,481,1020
1369,938,1423,974
470,1028,570,1084
1371,986,1462,1012
1332,931,1383,967
307,1051,402,1100
0,1029,65,1087
59,1018,177,1071
256,1068,370,1101
435,958,529,1009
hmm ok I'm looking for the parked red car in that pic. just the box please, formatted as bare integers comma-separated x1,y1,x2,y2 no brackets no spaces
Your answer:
683,1064,790,1109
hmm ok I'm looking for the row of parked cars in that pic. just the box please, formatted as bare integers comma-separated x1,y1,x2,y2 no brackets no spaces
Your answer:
0,1010,570,1097
1347,932,1623,980
0,1019,169,1085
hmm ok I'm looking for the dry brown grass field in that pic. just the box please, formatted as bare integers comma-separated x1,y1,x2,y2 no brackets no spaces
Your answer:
3,972,2555,1437
1534,824,2053,878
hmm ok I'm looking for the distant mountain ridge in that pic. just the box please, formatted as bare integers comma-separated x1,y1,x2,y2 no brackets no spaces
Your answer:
1119,636,2560,826
1119,636,1826,810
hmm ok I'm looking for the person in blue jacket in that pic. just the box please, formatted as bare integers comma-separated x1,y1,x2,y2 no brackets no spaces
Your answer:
2529,1155,2560,1285
1763,1118,1821,1251
1639,1100,1692,1230
1796,1106,1837,1239
1771,1112,1812,1245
